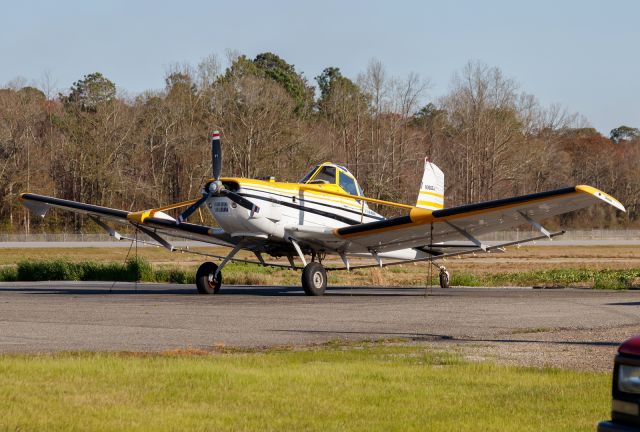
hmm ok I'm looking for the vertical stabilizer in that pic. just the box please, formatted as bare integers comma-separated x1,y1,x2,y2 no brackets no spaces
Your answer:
416,158,445,210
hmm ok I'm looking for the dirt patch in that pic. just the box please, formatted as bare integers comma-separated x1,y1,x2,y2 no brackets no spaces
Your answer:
418,324,640,372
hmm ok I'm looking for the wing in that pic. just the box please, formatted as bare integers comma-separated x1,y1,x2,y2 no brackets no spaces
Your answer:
19,193,237,247
288,185,625,256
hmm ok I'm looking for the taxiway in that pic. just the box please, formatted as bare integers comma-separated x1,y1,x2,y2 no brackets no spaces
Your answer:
0,282,639,353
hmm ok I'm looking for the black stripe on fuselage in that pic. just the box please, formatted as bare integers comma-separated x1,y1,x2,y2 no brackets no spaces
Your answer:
239,192,367,226
242,187,385,222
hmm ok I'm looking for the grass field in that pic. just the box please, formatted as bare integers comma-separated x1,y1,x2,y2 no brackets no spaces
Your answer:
0,342,610,432
2,245,640,270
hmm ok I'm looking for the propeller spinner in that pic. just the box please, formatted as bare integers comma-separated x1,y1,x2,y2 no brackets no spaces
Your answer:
178,131,259,224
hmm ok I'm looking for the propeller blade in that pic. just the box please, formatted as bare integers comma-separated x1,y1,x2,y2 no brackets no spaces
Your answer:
211,131,222,180
221,190,260,214
178,195,207,223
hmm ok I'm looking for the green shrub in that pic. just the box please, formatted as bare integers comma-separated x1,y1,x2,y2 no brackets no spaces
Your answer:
155,268,192,284
126,257,154,282
17,260,81,281
168,269,193,284
15,258,155,282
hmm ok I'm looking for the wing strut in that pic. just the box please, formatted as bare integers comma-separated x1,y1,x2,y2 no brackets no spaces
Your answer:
445,222,488,251
136,225,175,251
369,250,383,268
90,216,166,248
89,216,123,240
518,211,551,239
329,230,565,271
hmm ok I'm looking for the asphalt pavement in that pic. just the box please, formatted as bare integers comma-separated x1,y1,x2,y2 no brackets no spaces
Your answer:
0,282,639,353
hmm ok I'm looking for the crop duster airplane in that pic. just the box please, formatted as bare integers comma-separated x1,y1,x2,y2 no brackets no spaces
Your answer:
20,131,626,295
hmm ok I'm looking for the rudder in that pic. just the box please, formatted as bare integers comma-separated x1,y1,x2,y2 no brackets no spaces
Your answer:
416,158,444,210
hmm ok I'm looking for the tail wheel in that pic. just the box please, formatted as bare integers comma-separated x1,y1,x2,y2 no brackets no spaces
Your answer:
196,262,222,294
439,268,450,289
301,262,327,296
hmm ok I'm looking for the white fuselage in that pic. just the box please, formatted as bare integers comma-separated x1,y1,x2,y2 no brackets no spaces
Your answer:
207,181,426,262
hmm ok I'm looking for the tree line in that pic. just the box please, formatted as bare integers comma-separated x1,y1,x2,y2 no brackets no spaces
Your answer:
1,52,638,233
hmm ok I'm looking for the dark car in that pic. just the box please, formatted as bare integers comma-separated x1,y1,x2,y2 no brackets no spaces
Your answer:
598,336,640,431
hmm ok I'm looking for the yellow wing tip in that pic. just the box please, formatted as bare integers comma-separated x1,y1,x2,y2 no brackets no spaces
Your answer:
575,185,626,212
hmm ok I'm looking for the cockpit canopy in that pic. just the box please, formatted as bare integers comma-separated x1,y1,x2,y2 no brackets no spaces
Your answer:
299,163,363,197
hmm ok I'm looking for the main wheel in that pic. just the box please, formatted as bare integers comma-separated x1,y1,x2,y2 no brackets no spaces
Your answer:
301,262,327,296
196,262,222,294
439,268,450,289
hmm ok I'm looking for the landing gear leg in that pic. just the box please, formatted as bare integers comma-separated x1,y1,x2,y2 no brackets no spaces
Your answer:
301,262,327,296
194,243,243,295
196,262,222,294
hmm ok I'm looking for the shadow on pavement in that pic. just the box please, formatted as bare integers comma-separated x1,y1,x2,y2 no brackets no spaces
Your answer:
0,285,196,295
606,301,640,306
271,328,622,347
0,284,451,297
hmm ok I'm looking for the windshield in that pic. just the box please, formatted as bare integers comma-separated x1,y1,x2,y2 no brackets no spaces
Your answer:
309,166,336,184
299,166,319,183
339,172,359,196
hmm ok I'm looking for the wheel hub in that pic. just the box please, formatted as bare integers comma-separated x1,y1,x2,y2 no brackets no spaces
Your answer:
313,272,323,288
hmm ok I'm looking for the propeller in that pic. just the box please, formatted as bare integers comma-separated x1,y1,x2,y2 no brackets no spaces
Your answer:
178,131,259,224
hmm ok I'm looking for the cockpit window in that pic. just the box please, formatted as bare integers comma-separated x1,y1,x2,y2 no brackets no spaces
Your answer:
339,172,359,196
308,166,336,184
299,165,319,184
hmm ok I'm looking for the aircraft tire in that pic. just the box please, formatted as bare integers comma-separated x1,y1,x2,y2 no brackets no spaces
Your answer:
196,262,222,294
301,262,327,296
439,269,450,289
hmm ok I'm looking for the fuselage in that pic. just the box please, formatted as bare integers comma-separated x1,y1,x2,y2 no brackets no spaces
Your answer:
208,176,425,261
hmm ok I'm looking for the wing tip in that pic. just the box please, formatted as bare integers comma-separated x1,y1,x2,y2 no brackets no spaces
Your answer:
575,185,626,212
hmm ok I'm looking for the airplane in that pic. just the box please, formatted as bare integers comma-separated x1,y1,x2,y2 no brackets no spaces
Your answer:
19,131,626,295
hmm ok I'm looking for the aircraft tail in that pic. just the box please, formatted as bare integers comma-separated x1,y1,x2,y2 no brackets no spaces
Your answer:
415,158,444,210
